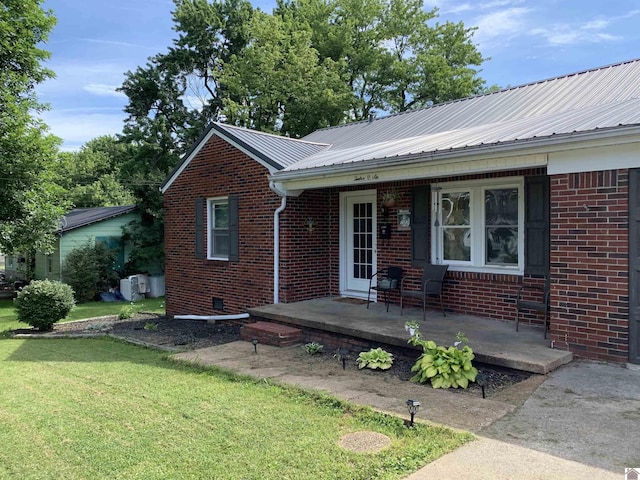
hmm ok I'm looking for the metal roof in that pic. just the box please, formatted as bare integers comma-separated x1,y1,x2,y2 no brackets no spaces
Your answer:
211,122,329,169
301,58,640,152
284,97,640,171
161,122,330,192
59,205,137,233
162,58,640,190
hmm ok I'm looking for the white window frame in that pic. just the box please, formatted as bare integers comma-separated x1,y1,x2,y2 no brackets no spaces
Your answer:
431,177,524,275
207,197,229,261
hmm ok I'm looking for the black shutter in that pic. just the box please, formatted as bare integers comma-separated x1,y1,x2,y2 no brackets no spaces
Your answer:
228,194,239,262
411,185,430,267
524,175,550,276
195,198,205,259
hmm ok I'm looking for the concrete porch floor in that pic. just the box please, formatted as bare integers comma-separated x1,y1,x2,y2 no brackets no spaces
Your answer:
247,297,572,374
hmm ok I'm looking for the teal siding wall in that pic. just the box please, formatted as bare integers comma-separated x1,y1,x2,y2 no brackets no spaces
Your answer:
34,212,139,280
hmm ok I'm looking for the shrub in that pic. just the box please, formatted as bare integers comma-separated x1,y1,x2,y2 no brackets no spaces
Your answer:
408,328,478,389
303,342,324,355
118,303,140,320
14,280,75,331
357,347,394,370
62,242,119,302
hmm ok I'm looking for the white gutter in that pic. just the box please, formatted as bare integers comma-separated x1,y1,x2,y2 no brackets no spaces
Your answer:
270,181,287,304
174,313,249,321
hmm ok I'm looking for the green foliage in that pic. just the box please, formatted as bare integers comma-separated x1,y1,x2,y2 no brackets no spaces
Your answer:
118,0,489,160
303,342,324,355
53,136,136,208
408,327,478,389
14,280,75,331
144,322,158,330
0,1,68,271
357,347,394,370
121,217,164,275
62,242,119,303
118,303,139,320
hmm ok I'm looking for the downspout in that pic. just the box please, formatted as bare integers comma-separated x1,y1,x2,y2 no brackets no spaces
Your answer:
174,313,250,321
270,181,287,304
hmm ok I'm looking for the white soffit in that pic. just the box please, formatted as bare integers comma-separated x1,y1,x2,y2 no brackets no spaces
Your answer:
548,142,640,175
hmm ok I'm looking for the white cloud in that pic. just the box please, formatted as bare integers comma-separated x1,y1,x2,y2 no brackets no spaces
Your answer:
532,16,624,46
84,83,127,98
473,7,532,40
39,109,126,151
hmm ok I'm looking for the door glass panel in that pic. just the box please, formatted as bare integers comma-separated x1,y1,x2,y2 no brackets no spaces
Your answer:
352,201,373,279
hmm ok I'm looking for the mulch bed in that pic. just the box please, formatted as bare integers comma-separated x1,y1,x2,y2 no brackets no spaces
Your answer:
12,314,531,397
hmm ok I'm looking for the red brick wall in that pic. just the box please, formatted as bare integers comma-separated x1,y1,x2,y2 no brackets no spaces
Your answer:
164,136,282,316
549,169,629,362
278,190,334,302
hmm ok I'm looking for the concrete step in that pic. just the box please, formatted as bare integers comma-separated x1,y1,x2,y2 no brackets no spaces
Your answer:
240,321,303,348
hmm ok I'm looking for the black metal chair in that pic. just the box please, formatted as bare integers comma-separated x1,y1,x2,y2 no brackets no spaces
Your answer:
400,264,449,320
367,266,403,312
516,276,551,338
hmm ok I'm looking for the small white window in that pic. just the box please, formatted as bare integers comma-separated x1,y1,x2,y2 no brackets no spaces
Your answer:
207,198,229,260
432,178,524,274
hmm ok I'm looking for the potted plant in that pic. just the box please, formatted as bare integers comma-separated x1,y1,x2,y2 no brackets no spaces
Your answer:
404,320,420,337
382,190,399,208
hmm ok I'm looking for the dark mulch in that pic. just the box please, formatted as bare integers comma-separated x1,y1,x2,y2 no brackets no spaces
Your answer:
15,314,531,397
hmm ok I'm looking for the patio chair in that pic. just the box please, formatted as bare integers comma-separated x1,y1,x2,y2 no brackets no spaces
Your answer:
400,264,449,320
516,276,550,338
367,266,403,312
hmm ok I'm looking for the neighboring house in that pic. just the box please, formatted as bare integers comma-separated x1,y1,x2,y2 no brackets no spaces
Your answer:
161,58,640,365
33,205,139,281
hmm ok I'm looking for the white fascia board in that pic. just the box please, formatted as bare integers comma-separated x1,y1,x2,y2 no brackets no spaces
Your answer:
270,126,640,191
548,141,640,175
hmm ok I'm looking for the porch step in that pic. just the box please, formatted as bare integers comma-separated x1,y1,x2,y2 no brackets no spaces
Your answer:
240,321,303,347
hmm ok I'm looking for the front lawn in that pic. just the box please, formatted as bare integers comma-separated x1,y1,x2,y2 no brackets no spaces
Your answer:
0,297,165,334
0,338,472,479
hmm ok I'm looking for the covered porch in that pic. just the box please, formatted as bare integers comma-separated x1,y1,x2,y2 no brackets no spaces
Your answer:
248,297,572,374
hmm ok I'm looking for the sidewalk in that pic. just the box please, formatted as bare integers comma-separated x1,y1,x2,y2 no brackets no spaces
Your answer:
174,341,640,479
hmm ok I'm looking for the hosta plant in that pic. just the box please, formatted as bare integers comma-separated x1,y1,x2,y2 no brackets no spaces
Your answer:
408,328,478,389
303,342,324,355
357,347,394,370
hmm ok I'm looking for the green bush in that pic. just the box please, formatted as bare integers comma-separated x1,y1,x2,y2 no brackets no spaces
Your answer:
408,329,478,389
303,342,324,355
14,280,75,331
62,242,119,302
357,347,394,370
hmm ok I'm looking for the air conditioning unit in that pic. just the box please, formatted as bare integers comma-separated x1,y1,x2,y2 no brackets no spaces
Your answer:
119,275,145,301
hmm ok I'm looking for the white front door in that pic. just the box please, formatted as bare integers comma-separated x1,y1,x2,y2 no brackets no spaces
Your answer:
340,190,377,297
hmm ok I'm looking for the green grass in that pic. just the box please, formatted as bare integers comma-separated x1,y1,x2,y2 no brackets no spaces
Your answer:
0,297,165,334
0,338,472,479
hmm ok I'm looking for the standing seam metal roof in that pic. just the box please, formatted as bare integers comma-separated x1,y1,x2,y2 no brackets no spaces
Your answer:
301,58,640,151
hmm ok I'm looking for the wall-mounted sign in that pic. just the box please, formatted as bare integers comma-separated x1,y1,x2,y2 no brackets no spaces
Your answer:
353,173,380,182
397,209,411,230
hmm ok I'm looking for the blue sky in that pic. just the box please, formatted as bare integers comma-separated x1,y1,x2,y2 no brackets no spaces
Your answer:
39,0,640,151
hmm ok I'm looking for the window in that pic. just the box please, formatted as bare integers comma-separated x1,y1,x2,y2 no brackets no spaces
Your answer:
208,198,229,259
432,178,524,273
46,255,53,274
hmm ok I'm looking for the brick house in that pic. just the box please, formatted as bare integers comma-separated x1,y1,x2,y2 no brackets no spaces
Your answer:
161,58,640,365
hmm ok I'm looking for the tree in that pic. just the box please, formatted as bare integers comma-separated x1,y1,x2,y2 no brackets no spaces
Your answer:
54,136,136,208
0,0,68,277
220,9,350,135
